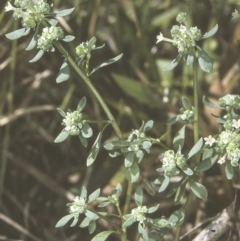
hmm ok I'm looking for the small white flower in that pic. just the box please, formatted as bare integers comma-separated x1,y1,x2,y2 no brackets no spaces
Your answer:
218,156,226,165
232,9,240,21
5,2,15,12
204,135,216,147
156,33,164,43
156,33,177,44
232,119,240,129
180,25,187,33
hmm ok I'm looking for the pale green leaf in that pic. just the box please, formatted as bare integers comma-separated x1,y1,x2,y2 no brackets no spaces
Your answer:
6,28,30,40
54,129,69,143
187,138,203,160
91,231,116,241
189,181,208,199
89,54,123,76
225,161,234,180
29,50,44,63
197,46,213,73
202,24,218,39
135,187,143,206
56,60,70,83
88,189,100,203
55,8,75,17
163,54,182,71
55,214,74,227
173,125,186,151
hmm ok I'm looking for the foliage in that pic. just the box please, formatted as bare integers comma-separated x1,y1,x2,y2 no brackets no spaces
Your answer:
2,0,240,241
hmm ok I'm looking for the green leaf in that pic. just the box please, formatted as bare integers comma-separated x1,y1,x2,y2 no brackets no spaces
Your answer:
187,138,203,160
122,216,136,227
167,115,180,125
55,214,74,227
85,210,98,221
180,165,193,176
5,28,30,40
125,152,135,167
56,60,70,83
202,24,218,39
182,97,191,110
26,28,38,51
125,162,139,183
225,161,234,180
80,186,87,199
189,181,208,199
147,204,159,213
55,8,75,17
195,155,218,172
202,96,220,109
57,108,66,117
89,54,123,76
77,97,87,112
186,53,194,65
173,125,186,151
88,189,101,203
62,35,75,42
138,223,148,241
197,46,213,73
79,134,88,147
135,187,143,206
54,129,69,143
174,183,186,204
81,123,93,138
169,210,185,227
88,220,96,234
88,36,97,48
142,176,155,196
70,217,78,227
29,50,44,63
143,120,154,132
86,125,108,166
91,231,116,241
163,54,182,71
158,175,170,192
80,217,91,228
47,19,58,25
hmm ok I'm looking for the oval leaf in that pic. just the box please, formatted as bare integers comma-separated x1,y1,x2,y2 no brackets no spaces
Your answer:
225,161,234,180
197,46,212,73
56,60,70,83
91,231,116,241
81,123,93,138
202,96,220,109
195,155,218,172
159,175,170,192
55,8,75,17
54,129,69,143
202,24,218,39
55,214,74,227
135,186,143,207
187,138,203,160
173,125,186,151
163,54,182,71
6,28,30,40
29,50,44,63
88,189,101,203
182,97,191,110
169,210,185,227
189,181,208,199
77,96,87,112
62,35,75,42
89,53,123,76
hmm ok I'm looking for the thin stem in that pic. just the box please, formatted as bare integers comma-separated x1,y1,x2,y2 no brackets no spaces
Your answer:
175,59,199,241
0,21,18,203
53,41,123,139
94,211,123,234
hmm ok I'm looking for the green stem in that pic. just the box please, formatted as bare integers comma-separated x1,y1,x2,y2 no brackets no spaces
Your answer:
54,42,123,140
0,21,18,204
94,211,123,234
175,59,199,241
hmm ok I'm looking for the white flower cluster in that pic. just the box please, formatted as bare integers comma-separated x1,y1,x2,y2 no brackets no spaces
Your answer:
219,94,240,110
5,0,51,28
37,26,64,51
131,206,148,223
62,111,83,136
68,196,86,219
180,109,194,121
162,150,180,177
215,130,240,166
